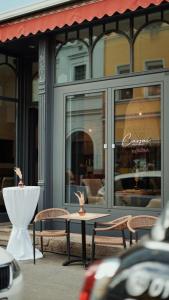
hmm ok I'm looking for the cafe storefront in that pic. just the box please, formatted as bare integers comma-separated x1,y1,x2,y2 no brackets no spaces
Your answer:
0,0,169,221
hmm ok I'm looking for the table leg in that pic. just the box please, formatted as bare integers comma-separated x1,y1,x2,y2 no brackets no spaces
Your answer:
81,220,87,266
63,220,88,268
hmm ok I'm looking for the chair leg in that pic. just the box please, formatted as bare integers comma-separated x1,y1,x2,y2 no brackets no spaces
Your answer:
33,222,36,264
129,231,133,246
40,236,43,254
135,231,139,243
121,229,126,248
66,220,71,261
40,220,43,254
91,230,95,262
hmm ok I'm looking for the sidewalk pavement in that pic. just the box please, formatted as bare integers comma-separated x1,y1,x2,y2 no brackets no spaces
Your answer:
19,253,86,300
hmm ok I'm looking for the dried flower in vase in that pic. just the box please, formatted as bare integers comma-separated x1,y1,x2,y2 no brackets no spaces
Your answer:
14,167,24,187
74,191,86,216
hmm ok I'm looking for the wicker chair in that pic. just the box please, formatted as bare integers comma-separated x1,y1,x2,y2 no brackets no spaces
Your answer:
91,215,131,261
33,208,70,264
127,215,158,245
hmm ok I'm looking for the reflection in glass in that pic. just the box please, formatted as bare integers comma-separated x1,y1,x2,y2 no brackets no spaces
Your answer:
134,22,169,72
114,86,161,208
32,74,38,102
0,101,16,212
65,92,106,205
32,62,39,102
0,64,17,98
134,15,146,33
93,32,130,78
55,40,89,83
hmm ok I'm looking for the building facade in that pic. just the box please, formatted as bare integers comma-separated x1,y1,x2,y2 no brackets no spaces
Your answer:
0,0,169,223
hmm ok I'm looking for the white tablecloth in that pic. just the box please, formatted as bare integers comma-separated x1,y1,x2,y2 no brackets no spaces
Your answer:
3,186,43,261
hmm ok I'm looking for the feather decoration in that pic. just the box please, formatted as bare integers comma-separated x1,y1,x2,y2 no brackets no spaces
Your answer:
14,167,23,180
74,191,85,206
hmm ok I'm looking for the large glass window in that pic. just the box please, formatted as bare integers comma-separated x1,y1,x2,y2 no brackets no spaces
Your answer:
93,32,130,78
114,85,161,208
54,7,169,83
55,40,89,84
65,92,106,205
134,22,169,72
32,62,38,103
0,64,17,98
0,54,17,212
0,100,16,212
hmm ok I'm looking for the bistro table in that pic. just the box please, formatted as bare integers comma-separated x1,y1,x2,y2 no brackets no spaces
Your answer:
3,186,43,261
59,212,110,267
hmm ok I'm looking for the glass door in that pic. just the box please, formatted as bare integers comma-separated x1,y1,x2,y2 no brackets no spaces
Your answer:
113,84,161,208
65,91,107,206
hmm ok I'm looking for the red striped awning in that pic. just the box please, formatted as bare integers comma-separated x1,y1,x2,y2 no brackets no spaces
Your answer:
0,0,168,42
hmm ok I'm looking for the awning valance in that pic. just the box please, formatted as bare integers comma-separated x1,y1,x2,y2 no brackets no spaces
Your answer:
0,0,168,42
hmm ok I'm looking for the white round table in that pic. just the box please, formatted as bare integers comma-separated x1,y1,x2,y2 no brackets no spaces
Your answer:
3,186,43,261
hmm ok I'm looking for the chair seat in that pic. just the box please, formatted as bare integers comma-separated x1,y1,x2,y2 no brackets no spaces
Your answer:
36,230,67,237
95,236,124,246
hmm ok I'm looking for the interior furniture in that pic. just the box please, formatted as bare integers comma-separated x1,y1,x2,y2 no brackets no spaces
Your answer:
146,198,161,208
3,186,42,260
127,215,158,245
115,189,155,207
33,208,70,264
59,212,110,267
91,215,131,261
81,178,104,204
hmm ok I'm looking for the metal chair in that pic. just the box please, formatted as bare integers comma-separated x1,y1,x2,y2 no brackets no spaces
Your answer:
91,215,131,261
127,215,158,245
33,208,70,264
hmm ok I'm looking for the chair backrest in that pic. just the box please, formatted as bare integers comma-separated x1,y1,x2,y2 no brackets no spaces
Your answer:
81,178,103,196
112,215,132,230
34,208,69,222
127,215,158,233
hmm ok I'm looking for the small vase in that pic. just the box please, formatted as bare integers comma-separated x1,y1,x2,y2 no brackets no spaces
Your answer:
78,205,86,216
18,179,24,187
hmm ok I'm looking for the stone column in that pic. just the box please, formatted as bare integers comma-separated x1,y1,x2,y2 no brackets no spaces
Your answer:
38,38,52,210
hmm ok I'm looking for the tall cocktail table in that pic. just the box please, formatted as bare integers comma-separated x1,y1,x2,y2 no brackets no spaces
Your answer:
3,186,43,260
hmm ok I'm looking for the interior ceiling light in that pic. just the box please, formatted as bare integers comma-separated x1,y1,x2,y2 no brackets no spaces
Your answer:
29,45,35,49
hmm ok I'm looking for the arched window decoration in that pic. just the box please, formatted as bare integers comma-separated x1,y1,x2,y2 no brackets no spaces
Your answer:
0,64,17,98
134,22,169,72
93,31,130,78
55,40,89,84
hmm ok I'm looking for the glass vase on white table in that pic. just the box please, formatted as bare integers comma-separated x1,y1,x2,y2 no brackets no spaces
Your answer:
3,186,43,260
